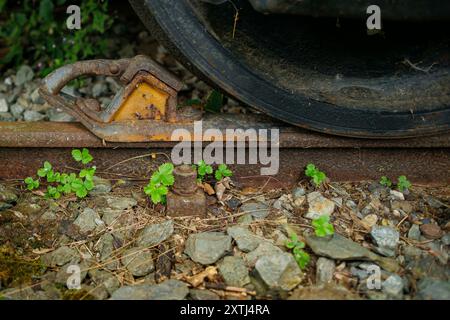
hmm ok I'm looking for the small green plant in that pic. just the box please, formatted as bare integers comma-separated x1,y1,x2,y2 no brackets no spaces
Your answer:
204,90,224,113
24,177,39,190
144,163,175,204
0,0,115,75
285,233,310,269
214,164,232,181
397,175,411,192
23,148,96,199
196,160,213,182
72,148,94,165
312,215,335,237
305,163,327,187
380,176,392,188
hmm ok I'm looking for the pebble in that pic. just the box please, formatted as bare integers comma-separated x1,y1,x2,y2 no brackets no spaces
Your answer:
47,109,76,122
218,256,251,287
88,269,120,295
99,208,123,226
92,82,108,98
441,233,450,246
23,110,45,121
390,190,405,201
97,233,120,270
419,224,443,240
240,201,270,220
408,224,421,241
10,103,24,118
227,225,266,252
305,192,335,220
0,98,8,112
288,284,360,300
110,279,189,300
41,246,80,267
382,274,404,299
189,289,220,300
184,232,232,265
370,226,399,257
361,214,378,229
244,242,283,267
255,252,303,291
73,208,102,233
101,196,137,210
316,257,335,285
121,247,155,277
416,277,450,300
137,220,174,247
15,65,34,86
292,187,306,198
305,233,400,273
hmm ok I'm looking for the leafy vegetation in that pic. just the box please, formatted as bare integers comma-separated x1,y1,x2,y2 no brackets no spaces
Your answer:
397,175,411,192
23,148,96,199
144,163,175,204
285,233,310,269
312,215,335,237
380,176,392,188
214,163,232,181
305,163,327,187
196,160,213,182
0,0,115,75
379,175,411,192
204,90,224,113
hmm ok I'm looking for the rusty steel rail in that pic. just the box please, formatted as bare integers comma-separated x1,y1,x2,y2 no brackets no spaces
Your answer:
0,115,449,187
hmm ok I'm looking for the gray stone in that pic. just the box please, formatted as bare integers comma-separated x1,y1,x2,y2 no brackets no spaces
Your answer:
350,266,369,280
255,252,303,291
73,208,102,233
306,192,335,219
121,247,155,277
218,256,250,287
370,226,399,257
80,284,108,300
0,112,13,121
0,98,8,112
88,269,120,295
47,109,76,122
10,104,24,118
240,201,270,220
24,110,45,121
382,274,404,299
0,183,18,204
184,232,232,265
30,88,44,104
403,246,423,260
305,234,400,273
92,82,108,98
55,261,89,286
441,233,450,246
227,225,266,252
316,257,335,285
15,65,34,86
390,190,405,201
416,278,450,300
97,233,120,270
189,289,220,300
292,187,306,198
102,196,137,210
137,220,174,247
110,280,189,300
237,213,253,225
40,210,57,221
91,176,112,194
100,208,123,226
408,224,421,241
244,242,283,267
41,246,80,267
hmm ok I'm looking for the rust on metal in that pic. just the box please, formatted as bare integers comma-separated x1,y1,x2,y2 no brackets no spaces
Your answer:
39,55,201,142
166,165,206,216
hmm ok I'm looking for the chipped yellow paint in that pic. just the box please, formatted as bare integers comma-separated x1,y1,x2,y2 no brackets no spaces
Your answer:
113,81,169,121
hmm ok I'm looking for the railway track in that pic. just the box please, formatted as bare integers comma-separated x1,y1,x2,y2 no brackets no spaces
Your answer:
1,114,449,188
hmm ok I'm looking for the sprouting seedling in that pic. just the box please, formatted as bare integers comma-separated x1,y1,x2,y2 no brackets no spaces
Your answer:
197,160,213,182
37,161,53,178
46,186,61,200
285,233,310,269
72,148,93,164
312,215,335,237
24,177,39,191
397,175,411,192
215,163,232,181
145,163,175,204
305,163,327,187
380,176,392,188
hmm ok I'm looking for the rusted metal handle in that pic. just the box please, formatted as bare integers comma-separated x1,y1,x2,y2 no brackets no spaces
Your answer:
42,58,130,95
